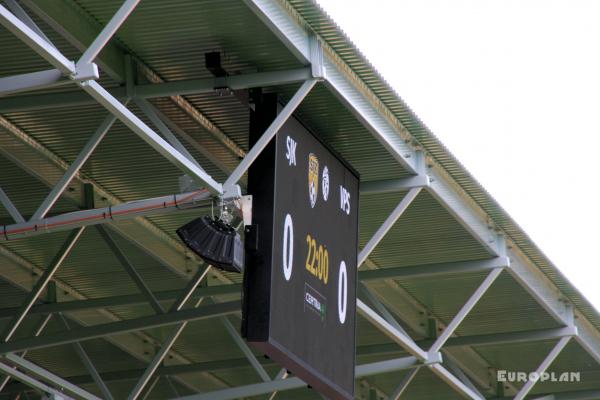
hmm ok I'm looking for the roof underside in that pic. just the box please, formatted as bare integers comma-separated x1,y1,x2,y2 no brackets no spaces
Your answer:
0,0,599,399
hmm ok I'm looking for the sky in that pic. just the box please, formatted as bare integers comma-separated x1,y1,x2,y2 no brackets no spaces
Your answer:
315,0,600,309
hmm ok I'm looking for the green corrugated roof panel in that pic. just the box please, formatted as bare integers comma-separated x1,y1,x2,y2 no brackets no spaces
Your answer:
0,0,598,398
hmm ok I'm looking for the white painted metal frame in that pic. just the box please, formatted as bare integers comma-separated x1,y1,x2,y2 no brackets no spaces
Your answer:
1,228,85,342
0,313,52,392
513,336,572,400
3,353,103,400
0,0,595,399
237,0,593,398
31,111,123,221
0,186,24,223
60,314,115,400
127,266,212,400
0,9,323,398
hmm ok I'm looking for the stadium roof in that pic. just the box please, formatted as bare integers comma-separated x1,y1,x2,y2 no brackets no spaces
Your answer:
0,0,599,399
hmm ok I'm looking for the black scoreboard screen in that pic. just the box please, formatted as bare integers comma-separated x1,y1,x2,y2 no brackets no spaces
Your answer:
243,94,359,400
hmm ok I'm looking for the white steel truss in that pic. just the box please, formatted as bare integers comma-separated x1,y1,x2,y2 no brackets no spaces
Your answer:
0,1,595,399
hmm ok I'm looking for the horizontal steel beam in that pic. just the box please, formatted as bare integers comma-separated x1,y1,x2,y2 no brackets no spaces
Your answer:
0,361,76,399
171,356,419,400
0,284,241,318
3,353,101,400
0,259,508,318
360,174,430,194
0,68,66,96
359,257,510,281
0,68,311,113
432,326,576,348
2,190,211,241
355,326,577,354
135,67,311,98
2,323,579,390
22,358,281,388
0,301,239,354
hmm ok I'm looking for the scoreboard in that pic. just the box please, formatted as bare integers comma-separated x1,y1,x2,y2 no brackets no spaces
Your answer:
243,94,359,400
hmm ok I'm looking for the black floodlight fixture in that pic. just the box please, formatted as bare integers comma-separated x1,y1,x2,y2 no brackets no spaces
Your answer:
176,216,244,273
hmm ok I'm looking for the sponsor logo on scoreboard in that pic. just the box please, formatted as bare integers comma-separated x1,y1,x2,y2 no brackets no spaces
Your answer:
308,153,319,208
304,283,327,321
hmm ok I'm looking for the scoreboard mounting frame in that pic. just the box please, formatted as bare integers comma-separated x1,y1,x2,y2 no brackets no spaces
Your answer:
242,92,359,400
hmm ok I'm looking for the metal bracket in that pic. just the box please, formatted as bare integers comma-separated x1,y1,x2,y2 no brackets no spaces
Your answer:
426,351,443,365
222,184,242,200
235,195,253,226
309,36,326,80
71,62,100,81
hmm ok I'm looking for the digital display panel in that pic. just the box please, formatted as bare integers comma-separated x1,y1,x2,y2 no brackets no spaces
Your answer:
243,107,359,400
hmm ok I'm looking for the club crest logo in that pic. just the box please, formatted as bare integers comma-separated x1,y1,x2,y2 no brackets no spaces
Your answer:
322,166,329,201
308,153,319,208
